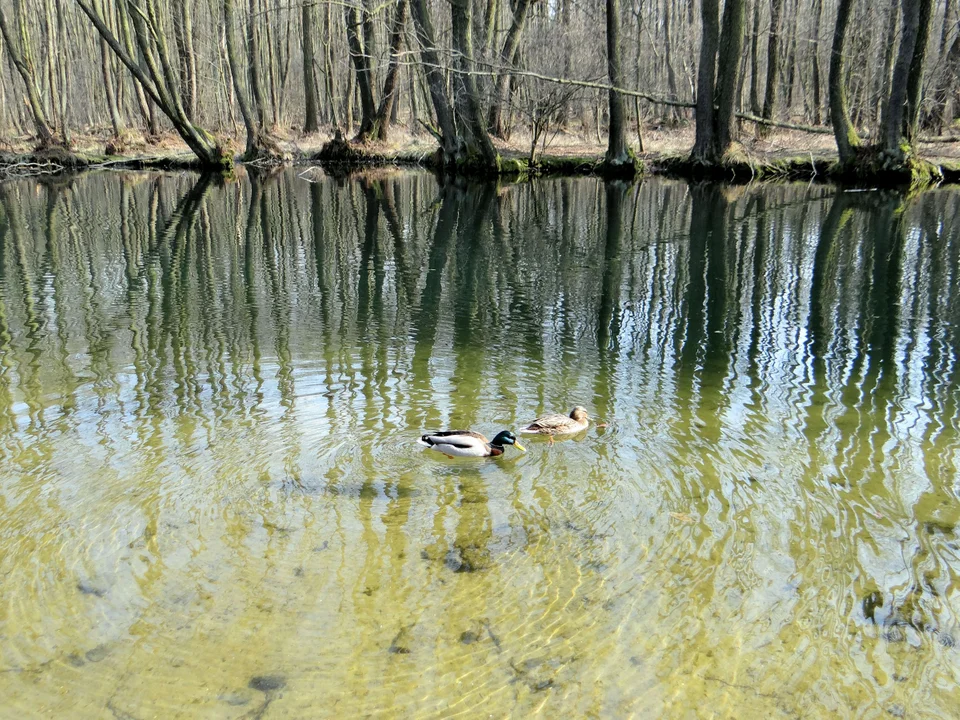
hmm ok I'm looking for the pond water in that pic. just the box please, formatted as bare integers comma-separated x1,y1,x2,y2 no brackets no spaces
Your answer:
0,169,958,718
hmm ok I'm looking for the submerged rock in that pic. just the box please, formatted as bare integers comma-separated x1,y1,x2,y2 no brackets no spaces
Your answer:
444,544,487,573
388,625,415,655
248,675,286,693
85,645,110,663
459,620,485,645
76,581,107,598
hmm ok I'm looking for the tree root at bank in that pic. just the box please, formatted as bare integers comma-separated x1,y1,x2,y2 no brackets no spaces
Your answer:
656,145,951,187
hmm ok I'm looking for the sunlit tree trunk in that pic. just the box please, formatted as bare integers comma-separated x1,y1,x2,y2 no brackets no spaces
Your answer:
172,0,198,122
903,0,933,142
75,0,230,167
224,0,282,159
692,0,720,161
0,1,62,148
692,0,744,163
810,0,823,125
760,0,784,132
301,0,320,133
450,0,497,166
115,0,158,136
883,0,933,156
829,0,860,165
714,0,746,151
345,1,378,140
409,0,458,159
748,0,761,115
605,0,630,166
373,0,408,141
247,0,269,128
930,18,960,133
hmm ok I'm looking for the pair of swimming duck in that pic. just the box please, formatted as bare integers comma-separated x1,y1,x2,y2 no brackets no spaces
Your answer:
419,407,590,458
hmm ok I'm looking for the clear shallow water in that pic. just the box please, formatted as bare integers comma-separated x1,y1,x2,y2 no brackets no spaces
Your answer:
0,170,958,718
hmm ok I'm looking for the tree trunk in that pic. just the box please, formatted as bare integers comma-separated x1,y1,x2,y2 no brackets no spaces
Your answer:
829,0,860,165
409,0,459,160
374,0,409,141
784,0,798,111
760,0,784,130
483,0,499,57
930,20,960,132
903,0,934,142
876,0,900,126
225,0,258,151
115,0,158,136
301,0,320,133
74,0,230,167
345,4,378,140
450,0,498,167
810,0,823,125
883,0,933,156
172,0,198,122
692,0,720,162
247,0,269,128
0,2,62,148
714,0,746,152
488,0,537,139
748,0,762,115
605,0,630,166
663,0,680,122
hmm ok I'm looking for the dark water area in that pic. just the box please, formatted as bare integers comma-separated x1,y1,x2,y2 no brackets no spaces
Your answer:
0,170,958,717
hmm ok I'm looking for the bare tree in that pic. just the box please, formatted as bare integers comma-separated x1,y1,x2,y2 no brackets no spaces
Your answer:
0,1,63,147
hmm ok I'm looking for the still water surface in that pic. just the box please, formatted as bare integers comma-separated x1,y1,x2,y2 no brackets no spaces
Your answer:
0,170,958,718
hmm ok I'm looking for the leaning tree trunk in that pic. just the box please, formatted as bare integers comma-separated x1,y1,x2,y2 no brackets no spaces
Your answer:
409,0,460,161
373,0,408,141
301,0,320,133
604,0,631,167
0,2,63,149
488,0,537,139
829,0,860,166
74,0,230,167
115,0,158,136
691,0,720,162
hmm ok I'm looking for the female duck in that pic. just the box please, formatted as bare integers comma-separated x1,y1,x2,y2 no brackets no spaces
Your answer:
419,430,526,458
520,406,590,442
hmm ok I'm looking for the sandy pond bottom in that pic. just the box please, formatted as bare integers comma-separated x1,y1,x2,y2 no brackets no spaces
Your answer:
0,171,958,718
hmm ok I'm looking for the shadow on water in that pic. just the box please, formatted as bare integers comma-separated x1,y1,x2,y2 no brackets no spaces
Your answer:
1,170,959,717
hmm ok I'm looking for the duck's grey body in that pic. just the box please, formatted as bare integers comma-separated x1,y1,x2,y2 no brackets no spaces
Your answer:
520,406,590,436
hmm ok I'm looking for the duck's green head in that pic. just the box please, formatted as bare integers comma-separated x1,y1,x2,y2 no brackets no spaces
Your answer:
492,430,526,452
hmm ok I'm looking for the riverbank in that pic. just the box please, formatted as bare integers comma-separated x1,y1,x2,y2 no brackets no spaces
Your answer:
2,125,958,184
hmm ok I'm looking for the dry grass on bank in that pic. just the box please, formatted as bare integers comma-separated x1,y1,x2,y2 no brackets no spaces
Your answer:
1,120,958,167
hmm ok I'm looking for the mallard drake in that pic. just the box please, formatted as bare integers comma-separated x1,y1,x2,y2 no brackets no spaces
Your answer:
520,406,589,442
418,430,526,458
